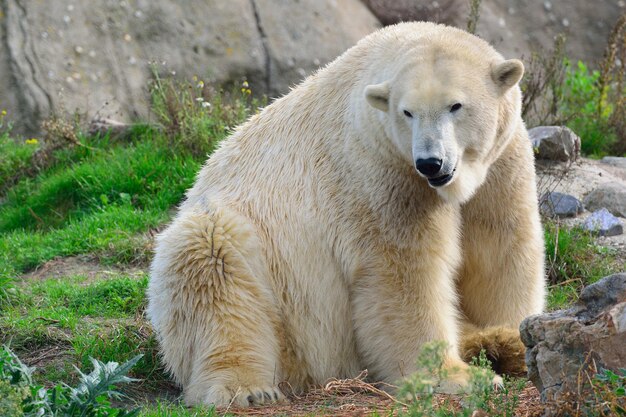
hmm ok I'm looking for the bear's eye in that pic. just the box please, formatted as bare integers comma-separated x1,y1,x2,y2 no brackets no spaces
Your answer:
450,103,463,112
403,110,413,118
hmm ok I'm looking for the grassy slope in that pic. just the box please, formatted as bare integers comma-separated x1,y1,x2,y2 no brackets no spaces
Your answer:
0,84,621,415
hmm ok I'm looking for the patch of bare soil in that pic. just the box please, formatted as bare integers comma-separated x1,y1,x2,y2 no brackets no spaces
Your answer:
21,255,147,283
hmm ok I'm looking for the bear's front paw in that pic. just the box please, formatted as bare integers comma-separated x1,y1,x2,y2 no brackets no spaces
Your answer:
203,384,286,408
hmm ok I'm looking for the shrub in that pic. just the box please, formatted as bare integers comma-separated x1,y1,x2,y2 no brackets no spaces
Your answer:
559,60,617,157
149,69,263,157
521,13,626,157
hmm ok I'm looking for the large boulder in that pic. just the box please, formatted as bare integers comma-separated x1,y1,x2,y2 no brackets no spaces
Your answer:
529,126,581,162
0,0,380,135
521,274,626,403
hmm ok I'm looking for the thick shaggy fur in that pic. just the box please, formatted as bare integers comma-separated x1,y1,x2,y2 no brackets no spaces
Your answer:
148,22,545,407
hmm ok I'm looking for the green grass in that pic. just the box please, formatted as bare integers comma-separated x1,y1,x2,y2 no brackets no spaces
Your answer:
0,129,199,280
139,403,218,417
0,273,159,384
544,220,620,310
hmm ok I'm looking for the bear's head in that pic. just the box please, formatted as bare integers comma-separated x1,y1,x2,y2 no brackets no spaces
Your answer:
364,27,524,204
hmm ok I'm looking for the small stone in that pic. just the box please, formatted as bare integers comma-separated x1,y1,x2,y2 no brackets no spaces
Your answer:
529,126,581,162
583,208,623,236
123,33,132,42
543,1,552,11
583,183,626,217
540,191,584,218
562,18,569,27
74,45,84,54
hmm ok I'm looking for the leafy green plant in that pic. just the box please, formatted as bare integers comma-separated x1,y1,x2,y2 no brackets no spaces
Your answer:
559,60,617,157
0,345,142,417
592,368,626,415
398,343,523,417
521,14,626,157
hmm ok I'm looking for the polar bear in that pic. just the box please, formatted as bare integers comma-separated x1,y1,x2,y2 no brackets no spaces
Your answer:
147,22,545,407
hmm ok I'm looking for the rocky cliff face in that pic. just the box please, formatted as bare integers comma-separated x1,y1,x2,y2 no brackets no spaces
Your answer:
0,1,623,136
362,0,625,65
0,0,379,135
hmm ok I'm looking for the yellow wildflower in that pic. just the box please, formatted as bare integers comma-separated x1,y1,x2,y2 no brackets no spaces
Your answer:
25,138,38,145
1,110,6,116
242,80,249,88
197,80,204,88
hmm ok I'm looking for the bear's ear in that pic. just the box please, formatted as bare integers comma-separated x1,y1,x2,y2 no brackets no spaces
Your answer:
491,59,524,91
365,82,390,112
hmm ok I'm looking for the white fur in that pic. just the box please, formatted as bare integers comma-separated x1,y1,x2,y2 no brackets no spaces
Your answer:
147,22,545,407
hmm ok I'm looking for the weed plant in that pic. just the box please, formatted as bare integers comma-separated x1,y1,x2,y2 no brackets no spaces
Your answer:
0,345,141,417
399,342,525,417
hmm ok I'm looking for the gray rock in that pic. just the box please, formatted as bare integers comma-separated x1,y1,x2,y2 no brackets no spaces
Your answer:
0,0,380,135
583,208,624,237
583,183,626,217
540,191,584,218
601,156,626,170
529,126,581,162
520,274,626,403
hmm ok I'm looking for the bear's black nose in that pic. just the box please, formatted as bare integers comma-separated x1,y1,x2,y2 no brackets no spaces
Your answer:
415,158,443,177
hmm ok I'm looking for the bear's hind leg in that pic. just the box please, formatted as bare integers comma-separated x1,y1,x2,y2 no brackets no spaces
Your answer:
459,322,527,376
148,206,285,407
